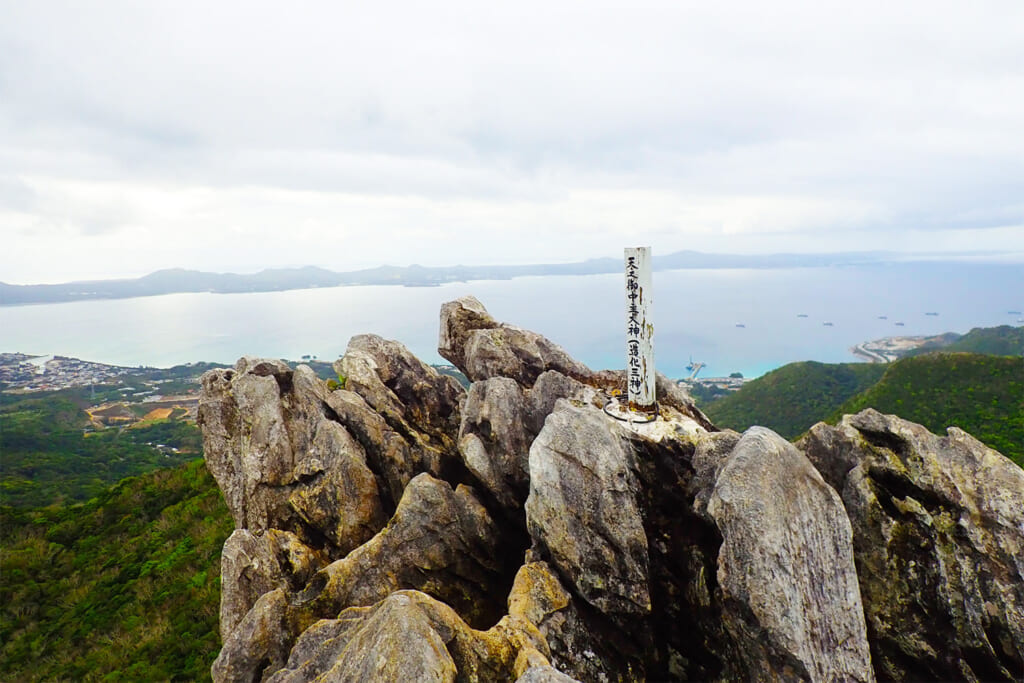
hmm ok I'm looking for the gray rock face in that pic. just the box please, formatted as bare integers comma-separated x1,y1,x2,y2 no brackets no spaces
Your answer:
458,376,532,510
319,388,417,509
515,665,581,682
463,326,593,387
200,298,1023,683
268,593,459,683
198,359,387,553
336,334,464,467
526,402,651,617
508,560,637,682
265,587,571,683
525,370,602,436
213,473,508,682
708,427,874,682
218,529,327,641
800,409,1024,682
438,295,591,386
297,473,505,629
438,295,500,368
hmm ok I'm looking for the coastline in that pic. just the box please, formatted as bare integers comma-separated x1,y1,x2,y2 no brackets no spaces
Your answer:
850,333,961,364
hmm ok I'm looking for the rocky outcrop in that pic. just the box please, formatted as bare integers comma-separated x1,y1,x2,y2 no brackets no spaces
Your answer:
198,358,387,554
266,563,577,683
526,403,651,618
218,529,327,641
707,427,873,681
458,377,532,510
438,295,714,431
438,296,592,387
800,409,1024,682
334,334,465,498
210,473,510,682
200,298,1024,682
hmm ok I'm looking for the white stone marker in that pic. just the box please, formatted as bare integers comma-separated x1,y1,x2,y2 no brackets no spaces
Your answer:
624,246,656,413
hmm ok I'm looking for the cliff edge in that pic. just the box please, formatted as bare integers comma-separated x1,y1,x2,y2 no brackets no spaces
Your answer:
198,296,1024,682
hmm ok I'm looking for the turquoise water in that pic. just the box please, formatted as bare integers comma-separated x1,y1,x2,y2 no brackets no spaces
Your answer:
1,263,1021,379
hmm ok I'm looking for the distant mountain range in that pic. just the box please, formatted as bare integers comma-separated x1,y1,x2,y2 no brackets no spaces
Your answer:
1,250,905,306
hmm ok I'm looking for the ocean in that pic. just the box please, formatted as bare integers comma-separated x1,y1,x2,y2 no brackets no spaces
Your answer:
1,262,1021,379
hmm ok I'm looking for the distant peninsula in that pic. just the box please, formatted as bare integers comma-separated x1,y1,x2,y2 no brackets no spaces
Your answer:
1,250,911,306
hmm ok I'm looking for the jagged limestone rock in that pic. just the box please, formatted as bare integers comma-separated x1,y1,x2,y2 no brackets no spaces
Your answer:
323,387,427,509
438,295,591,386
458,376,532,510
525,370,603,436
463,326,592,387
198,359,386,553
219,529,328,642
689,430,742,517
525,401,651,617
508,560,638,682
707,427,874,682
297,473,505,629
267,592,459,682
335,333,464,463
515,665,581,682
211,587,295,683
201,297,1023,683
212,473,508,682
800,409,1024,682
221,566,578,683
264,588,569,683
630,427,736,681
438,295,501,368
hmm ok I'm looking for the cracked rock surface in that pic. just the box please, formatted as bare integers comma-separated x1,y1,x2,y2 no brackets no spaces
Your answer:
199,298,1024,682
800,410,1024,682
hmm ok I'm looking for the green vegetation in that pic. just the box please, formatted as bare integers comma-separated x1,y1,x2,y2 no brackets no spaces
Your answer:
835,352,1024,467
1,384,125,409
703,361,886,439
1,395,201,508
121,420,203,452
701,351,1023,469
689,382,737,406
905,325,1024,358
0,459,233,681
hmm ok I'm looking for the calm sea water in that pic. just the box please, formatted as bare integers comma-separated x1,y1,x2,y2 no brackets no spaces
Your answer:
1,263,1021,379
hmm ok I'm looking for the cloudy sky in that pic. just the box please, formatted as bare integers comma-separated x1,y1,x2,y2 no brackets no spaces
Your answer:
2,1,1022,284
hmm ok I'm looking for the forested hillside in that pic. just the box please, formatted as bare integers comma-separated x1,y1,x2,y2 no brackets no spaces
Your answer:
905,324,1024,358
0,459,232,681
703,361,886,439
0,395,199,508
835,352,1023,466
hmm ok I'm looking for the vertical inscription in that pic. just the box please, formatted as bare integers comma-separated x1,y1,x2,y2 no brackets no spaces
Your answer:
624,246,656,413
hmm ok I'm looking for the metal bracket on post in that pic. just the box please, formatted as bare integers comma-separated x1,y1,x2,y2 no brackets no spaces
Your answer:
604,246,657,423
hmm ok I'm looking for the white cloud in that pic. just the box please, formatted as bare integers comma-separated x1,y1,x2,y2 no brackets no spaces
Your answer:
1,1,1023,283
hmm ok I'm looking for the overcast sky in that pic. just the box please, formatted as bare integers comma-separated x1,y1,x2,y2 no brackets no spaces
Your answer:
2,1,1022,284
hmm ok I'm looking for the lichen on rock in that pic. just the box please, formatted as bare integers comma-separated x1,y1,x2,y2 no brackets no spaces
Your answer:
800,409,1024,682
